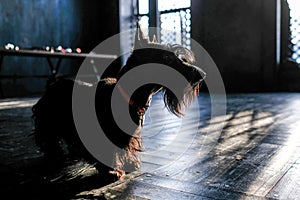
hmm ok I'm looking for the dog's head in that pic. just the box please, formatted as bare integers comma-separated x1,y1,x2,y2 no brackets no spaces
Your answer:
119,22,206,123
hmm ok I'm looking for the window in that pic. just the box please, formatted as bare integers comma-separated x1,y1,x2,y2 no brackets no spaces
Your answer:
136,0,191,48
287,0,300,64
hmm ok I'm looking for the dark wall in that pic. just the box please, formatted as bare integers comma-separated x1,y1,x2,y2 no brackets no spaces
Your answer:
78,0,120,52
192,0,278,92
0,0,81,48
0,0,119,97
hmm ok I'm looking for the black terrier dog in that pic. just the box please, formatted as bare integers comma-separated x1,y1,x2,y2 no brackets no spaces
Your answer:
32,23,206,181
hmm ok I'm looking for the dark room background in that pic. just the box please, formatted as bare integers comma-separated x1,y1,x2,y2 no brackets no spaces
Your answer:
0,0,299,97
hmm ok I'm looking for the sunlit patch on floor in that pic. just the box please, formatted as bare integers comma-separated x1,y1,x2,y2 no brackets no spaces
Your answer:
0,98,37,110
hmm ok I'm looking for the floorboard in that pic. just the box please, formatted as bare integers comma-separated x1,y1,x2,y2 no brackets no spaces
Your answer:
1,93,300,199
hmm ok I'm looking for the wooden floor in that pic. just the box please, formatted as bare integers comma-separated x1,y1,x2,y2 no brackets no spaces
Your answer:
1,93,300,199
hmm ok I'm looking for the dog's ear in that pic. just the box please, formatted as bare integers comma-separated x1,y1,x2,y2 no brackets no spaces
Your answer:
134,21,149,49
152,34,157,43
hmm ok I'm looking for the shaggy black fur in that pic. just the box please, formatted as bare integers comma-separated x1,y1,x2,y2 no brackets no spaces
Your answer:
32,23,206,181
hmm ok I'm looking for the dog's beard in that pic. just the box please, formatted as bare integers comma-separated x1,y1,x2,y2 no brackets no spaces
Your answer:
163,83,199,117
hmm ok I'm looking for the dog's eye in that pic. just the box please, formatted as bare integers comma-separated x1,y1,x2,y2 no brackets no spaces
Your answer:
176,54,188,63
181,57,188,63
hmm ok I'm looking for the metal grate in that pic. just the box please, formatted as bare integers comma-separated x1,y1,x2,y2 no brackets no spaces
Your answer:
288,0,300,64
160,8,191,48
158,0,191,12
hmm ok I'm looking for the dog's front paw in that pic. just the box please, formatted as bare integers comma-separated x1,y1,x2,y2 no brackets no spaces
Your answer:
109,169,125,180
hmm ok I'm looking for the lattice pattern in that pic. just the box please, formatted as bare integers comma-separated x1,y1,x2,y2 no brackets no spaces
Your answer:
160,9,191,48
158,0,190,11
288,0,300,64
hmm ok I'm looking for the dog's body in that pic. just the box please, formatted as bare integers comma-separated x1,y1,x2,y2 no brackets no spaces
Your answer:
32,24,206,181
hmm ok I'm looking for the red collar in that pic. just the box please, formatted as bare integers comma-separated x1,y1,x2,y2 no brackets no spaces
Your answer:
116,84,146,116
